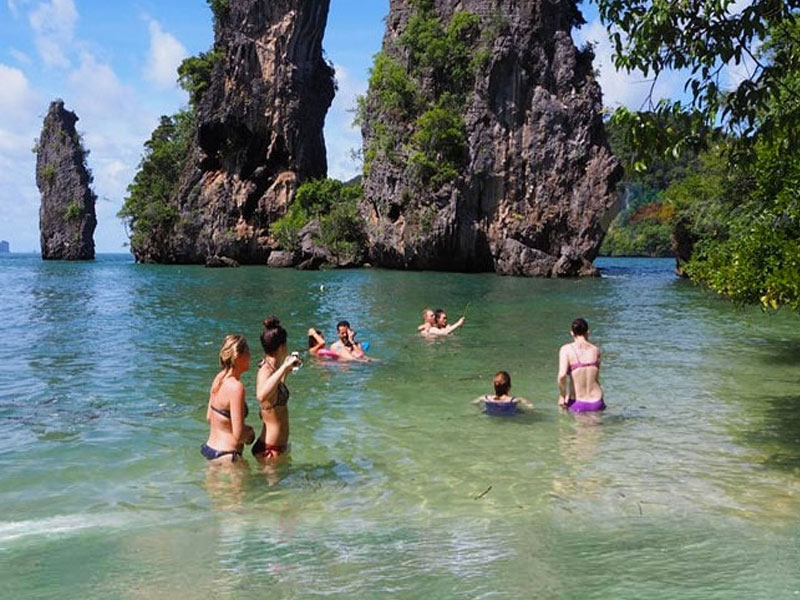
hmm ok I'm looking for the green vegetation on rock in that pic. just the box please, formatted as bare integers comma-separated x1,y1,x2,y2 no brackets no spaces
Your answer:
177,49,222,109
64,201,83,222
118,110,195,254
206,0,229,18
271,178,366,264
360,1,490,188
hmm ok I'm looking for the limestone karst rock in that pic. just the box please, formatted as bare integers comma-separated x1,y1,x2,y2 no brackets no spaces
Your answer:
129,0,335,264
360,0,622,276
36,100,96,261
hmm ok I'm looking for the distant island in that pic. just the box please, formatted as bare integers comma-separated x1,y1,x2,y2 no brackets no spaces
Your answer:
0,241,9,253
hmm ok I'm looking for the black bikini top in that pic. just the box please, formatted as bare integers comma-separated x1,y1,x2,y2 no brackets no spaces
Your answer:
210,401,249,420
258,359,290,410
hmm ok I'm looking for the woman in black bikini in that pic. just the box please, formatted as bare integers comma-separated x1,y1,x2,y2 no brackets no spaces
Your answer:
202,335,255,463
253,317,301,460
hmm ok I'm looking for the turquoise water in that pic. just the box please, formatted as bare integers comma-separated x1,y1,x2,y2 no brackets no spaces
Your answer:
1,254,799,599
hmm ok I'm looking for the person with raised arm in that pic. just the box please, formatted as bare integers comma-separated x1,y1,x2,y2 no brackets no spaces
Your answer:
253,317,301,460
423,308,465,337
330,320,371,361
417,307,436,333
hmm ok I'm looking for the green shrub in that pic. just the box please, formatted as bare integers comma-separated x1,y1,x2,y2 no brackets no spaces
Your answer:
64,201,83,222
207,0,229,18
361,3,489,189
271,204,309,252
409,102,466,187
318,199,366,264
119,110,194,253
178,48,222,108
271,179,366,263
42,164,56,183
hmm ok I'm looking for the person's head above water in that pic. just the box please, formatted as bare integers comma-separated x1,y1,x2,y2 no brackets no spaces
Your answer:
434,309,447,327
308,328,324,348
261,317,287,356
493,371,511,397
336,320,351,341
571,318,589,338
422,308,435,325
219,334,250,371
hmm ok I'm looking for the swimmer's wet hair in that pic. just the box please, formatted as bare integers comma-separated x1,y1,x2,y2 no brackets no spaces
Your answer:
308,329,323,348
422,307,434,320
261,316,287,355
219,334,249,370
571,318,589,336
493,371,511,396
337,320,350,330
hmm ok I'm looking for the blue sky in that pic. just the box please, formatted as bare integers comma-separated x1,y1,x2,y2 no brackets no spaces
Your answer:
0,0,695,253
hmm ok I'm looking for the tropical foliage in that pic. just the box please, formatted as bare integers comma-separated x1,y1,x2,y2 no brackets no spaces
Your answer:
270,179,366,264
118,111,195,253
598,9,800,310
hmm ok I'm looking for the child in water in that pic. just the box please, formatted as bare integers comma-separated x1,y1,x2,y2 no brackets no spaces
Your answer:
474,371,533,415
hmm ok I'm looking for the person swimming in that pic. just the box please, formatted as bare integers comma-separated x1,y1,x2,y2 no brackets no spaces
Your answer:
474,371,533,415
253,317,301,460
307,328,330,357
330,320,371,361
417,308,436,333
557,318,605,412
422,308,465,337
202,334,255,463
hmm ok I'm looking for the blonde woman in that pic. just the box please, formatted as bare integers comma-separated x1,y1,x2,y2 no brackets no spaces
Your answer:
202,335,255,463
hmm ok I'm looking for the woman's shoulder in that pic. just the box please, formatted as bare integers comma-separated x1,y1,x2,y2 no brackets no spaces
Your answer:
219,376,245,396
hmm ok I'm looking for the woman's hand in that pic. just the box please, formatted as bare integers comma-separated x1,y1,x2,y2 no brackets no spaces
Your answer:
242,425,255,445
282,353,301,372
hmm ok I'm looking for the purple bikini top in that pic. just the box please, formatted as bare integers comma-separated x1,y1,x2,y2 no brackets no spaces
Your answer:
567,344,599,373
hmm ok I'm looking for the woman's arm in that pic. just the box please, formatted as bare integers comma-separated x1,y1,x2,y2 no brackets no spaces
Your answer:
256,356,298,406
445,316,465,334
517,397,534,409
228,382,248,444
557,347,569,406
307,329,326,356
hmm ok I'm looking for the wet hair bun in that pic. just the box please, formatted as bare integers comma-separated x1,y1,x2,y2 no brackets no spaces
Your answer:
263,317,281,329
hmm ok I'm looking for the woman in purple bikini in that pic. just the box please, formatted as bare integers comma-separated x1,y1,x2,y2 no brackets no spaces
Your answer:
557,318,605,412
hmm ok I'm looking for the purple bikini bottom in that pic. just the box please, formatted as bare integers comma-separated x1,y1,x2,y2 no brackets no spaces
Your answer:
566,398,606,413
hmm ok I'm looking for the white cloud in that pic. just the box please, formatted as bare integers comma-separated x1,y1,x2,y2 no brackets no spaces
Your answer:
574,19,684,110
29,0,78,68
9,48,33,64
0,63,41,252
7,0,32,17
143,20,188,89
324,63,365,181
0,63,40,120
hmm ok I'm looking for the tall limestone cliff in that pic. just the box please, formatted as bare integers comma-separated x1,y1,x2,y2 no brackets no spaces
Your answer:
128,0,335,264
360,0,622,276
36,100,96,261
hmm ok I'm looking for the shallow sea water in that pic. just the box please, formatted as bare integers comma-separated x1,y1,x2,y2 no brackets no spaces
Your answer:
0,254,799,599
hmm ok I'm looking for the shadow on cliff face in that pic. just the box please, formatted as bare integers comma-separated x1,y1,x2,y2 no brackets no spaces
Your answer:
738,394,800,473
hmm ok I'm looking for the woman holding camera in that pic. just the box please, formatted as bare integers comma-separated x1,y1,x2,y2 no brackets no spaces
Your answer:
252,317,301,460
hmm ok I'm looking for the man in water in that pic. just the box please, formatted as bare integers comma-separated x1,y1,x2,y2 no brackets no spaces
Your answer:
330,320,370,361
422,309,465,337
